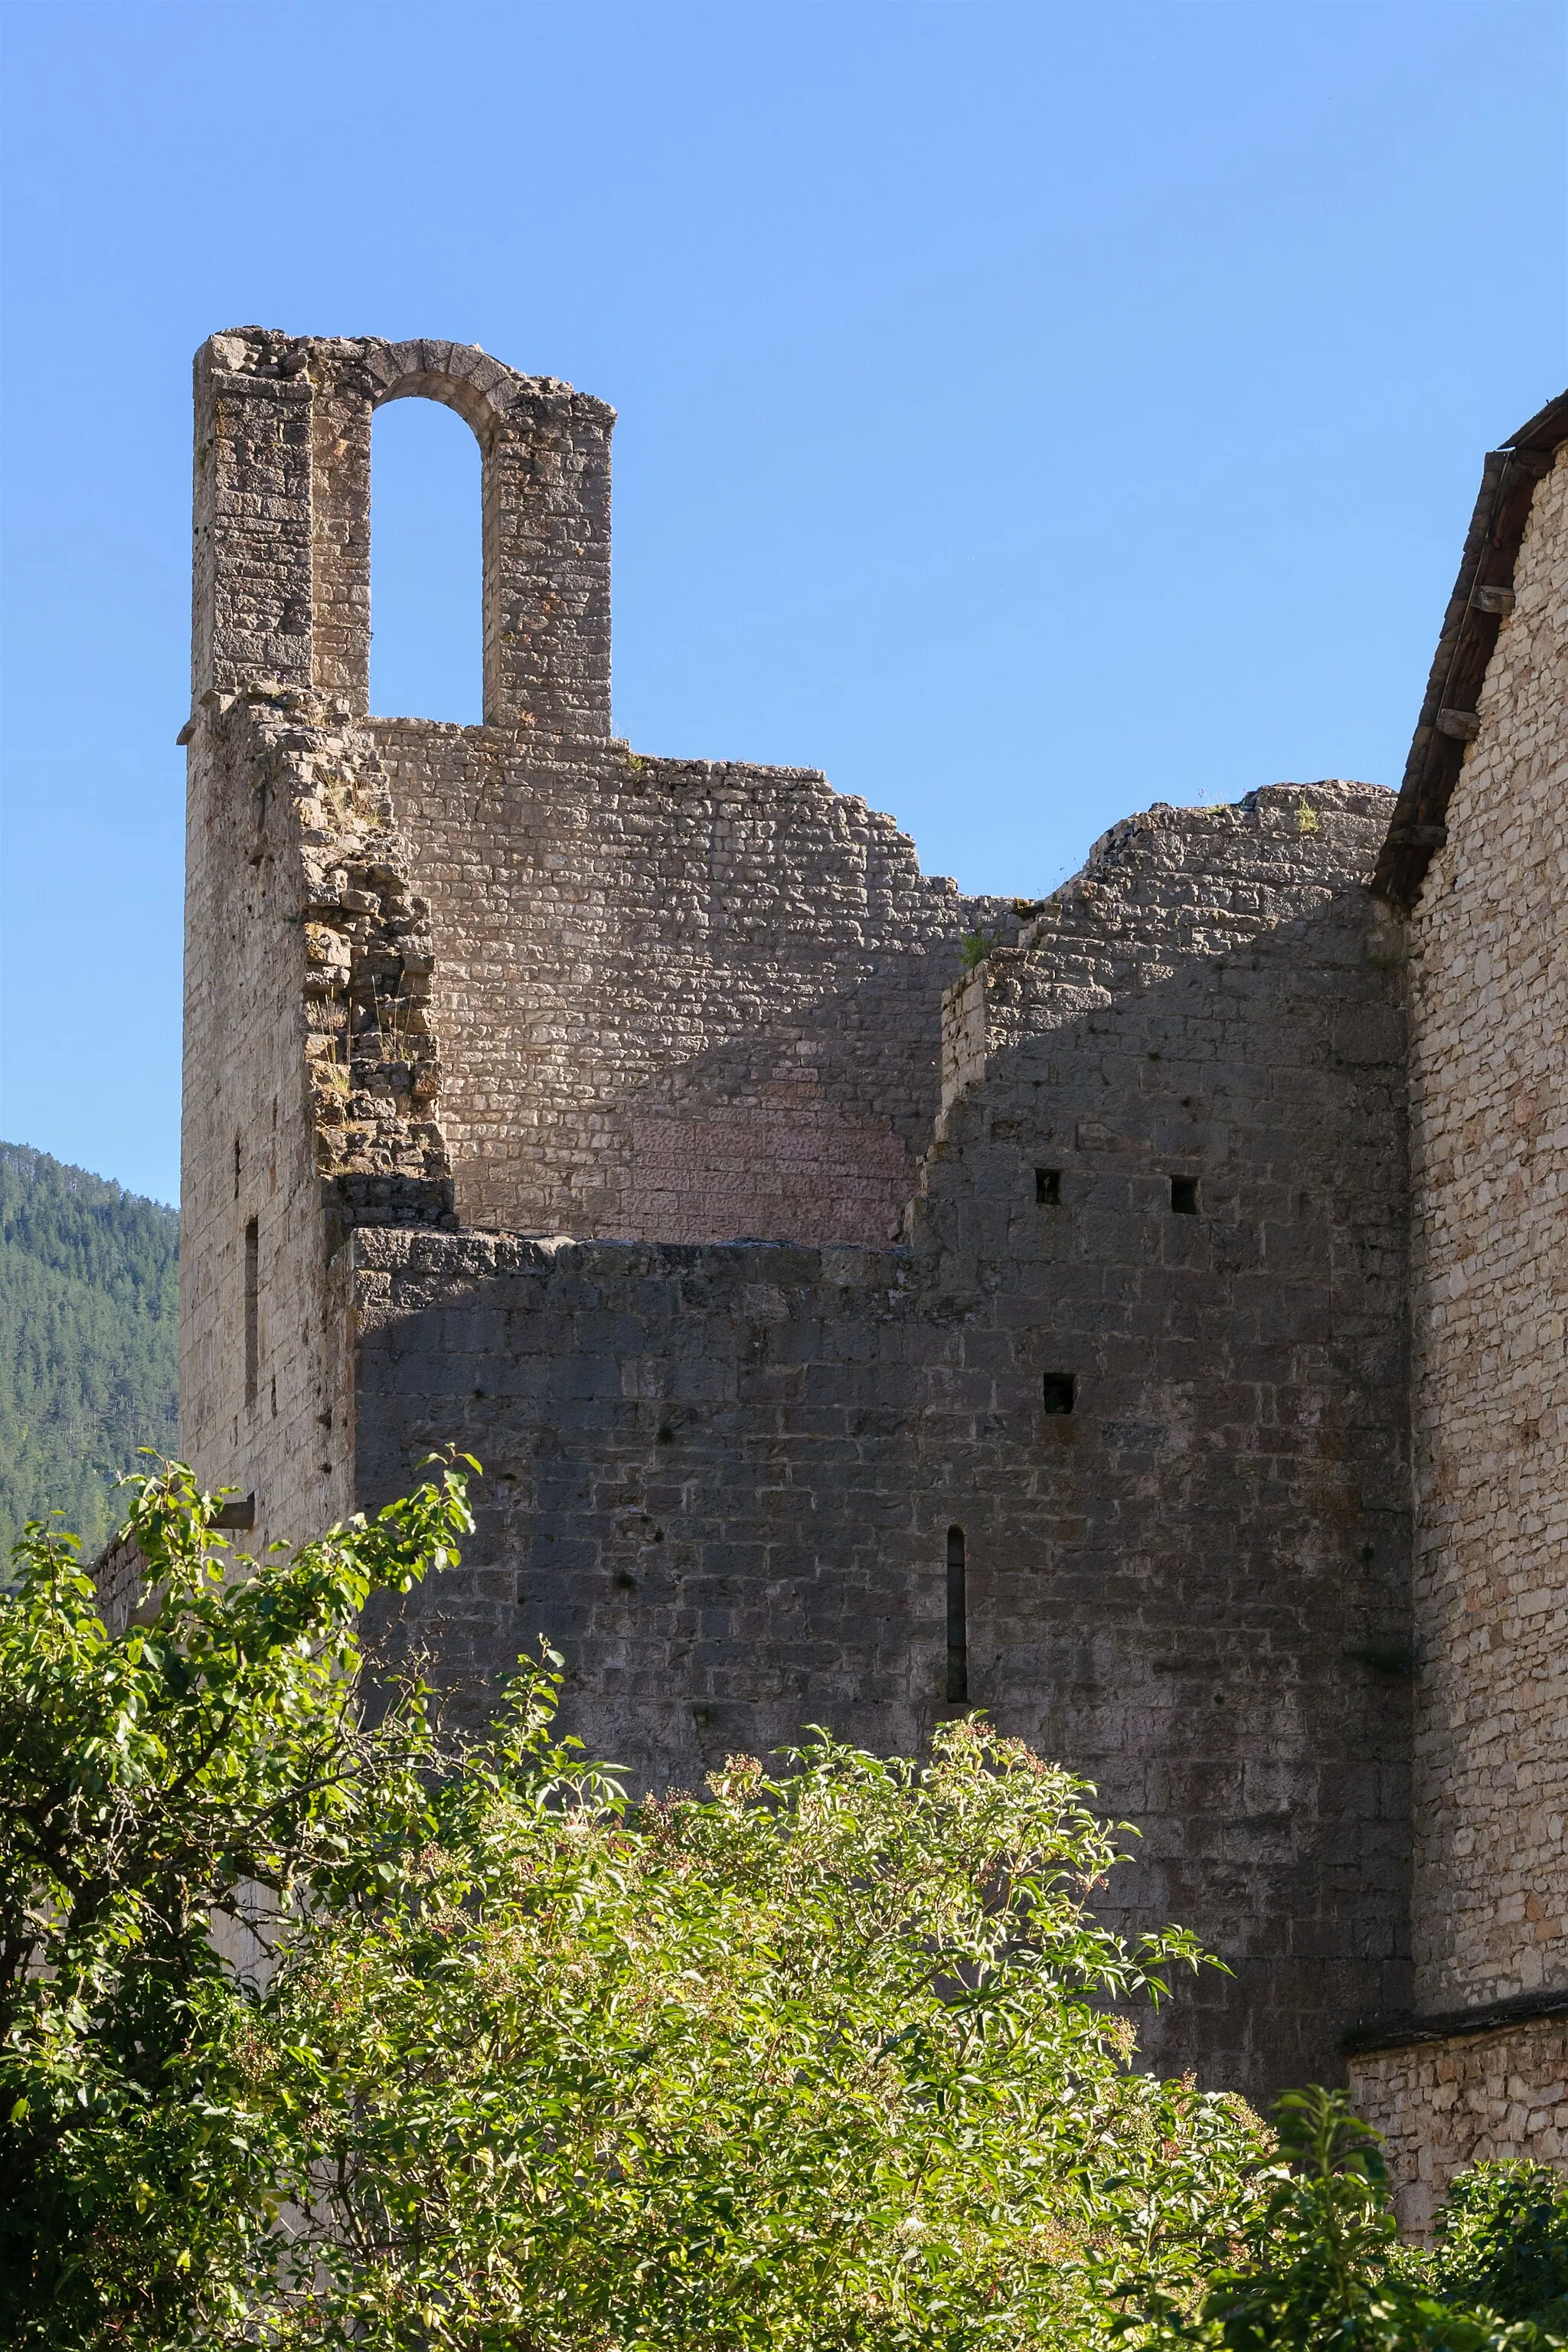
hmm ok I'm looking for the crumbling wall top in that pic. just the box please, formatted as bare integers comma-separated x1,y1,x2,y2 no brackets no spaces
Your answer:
202,328,612,435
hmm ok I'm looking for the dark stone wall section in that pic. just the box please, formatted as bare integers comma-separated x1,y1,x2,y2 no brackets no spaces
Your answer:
354,859,1411,2112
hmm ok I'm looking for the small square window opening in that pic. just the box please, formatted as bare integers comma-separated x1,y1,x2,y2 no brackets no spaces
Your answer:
1036,1168,1062,1206
1041,1372,1076,1415
1170,1175,1199,1215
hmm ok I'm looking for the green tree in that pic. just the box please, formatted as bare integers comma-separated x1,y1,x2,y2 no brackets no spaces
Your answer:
247,1710,1269,2349
1424,2164,1568,2329
2,1459,1271,2349
0,1144,179,1558
7,1465,1562,2351
0,1455,475,2346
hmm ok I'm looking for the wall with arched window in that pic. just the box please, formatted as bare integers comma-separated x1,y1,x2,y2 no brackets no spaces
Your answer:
192,330,614,739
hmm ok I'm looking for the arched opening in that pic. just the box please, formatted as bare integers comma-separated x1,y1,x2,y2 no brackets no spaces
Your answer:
370,396,482,723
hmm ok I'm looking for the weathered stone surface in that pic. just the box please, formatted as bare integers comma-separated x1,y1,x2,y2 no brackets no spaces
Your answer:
371,721,1018,1241
342,775,1414,2104
1348,439,1567,2216
1351,2011,1568,2233
1404,445,1568,2017
178,333,1566,2146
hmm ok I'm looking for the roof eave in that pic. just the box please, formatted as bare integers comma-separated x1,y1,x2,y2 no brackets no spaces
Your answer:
1372,389,1568,910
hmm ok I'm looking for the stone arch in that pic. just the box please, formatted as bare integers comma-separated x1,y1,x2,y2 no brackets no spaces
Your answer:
357,345,524,722
363,339,528,455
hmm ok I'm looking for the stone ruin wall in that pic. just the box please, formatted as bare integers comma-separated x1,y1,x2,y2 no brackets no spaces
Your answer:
1349,439,1567,2220
178,322,1564,2151
349,782,1413,2109
180,325,487,1550
177,324,1016,1520
372,719,1014,1244
910,782,1415,2099
1406,443,1567,2014
178,681,455,1556
179,335,347,1547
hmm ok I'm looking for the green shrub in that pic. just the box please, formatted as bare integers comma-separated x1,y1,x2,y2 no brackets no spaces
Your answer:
1,1460,1272,2348
5,1462,1563,2351
1424,2161,1568,2329
1131,2089,1568,2350
0,1457,475,2347
959,924,999,972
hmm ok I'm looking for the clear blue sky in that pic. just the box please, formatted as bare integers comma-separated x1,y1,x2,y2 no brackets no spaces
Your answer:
2,0,1563,1209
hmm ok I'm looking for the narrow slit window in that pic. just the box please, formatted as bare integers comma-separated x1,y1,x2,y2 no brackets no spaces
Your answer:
1042,1371,1076,1415
946,1526,968,1704
1170,1174,1199,1215
243,1217,260,1406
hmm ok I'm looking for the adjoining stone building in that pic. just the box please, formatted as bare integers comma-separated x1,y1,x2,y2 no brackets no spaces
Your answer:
1344,404,1567,2223
178,332,1565,2207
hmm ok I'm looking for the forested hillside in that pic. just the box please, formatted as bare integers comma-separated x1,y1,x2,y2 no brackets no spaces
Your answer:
0,1144,178,1560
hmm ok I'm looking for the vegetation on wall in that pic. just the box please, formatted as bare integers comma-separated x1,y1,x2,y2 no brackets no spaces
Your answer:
0,1143,178,1560
2,1461,1565,2350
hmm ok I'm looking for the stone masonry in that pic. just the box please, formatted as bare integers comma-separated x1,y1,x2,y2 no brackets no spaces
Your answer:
1403,443,1567,2017
351,778,1413,2100
1346,414,1568,2223
1351,2012,1568,2233
179,335,1565,2152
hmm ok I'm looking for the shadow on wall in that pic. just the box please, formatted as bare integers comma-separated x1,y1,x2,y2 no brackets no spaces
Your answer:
352,883,1413,2109
449,943,1030,1246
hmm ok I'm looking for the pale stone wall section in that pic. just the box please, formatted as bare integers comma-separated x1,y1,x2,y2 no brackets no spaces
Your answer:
372,720,1014,1244
187,329,1016,1259
939,783,1396,1114
1350,2014,1568,2233
1406,445,1568,2014
180,707,353,1554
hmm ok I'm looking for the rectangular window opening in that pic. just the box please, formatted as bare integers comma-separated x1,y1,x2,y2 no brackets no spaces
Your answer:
946,1526,968,1704
1042,1371,1076,1415
243,1217,260,1407
1170,1174,1199,1215
1035,1168,1061,1206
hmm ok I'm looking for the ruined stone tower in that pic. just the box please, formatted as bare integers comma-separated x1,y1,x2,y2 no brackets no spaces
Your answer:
179,332,1565,2197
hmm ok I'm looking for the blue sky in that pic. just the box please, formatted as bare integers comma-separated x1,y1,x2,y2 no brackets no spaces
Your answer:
2,0,1563,1209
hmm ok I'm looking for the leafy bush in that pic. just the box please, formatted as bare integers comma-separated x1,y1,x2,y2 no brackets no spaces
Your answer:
4,1463,1564,2351
2,1459,1273,2347
1424,2162,1568,2330
0,1457,475,2347
1132,2089,1568,2350
252,1712,1272,2348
